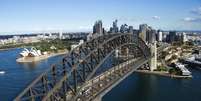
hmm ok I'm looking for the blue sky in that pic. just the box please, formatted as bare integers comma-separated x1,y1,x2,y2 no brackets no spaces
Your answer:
0,0,201,34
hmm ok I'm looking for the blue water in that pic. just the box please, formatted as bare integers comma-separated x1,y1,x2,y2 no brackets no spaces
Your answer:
103,68,201,101
0,48,65,101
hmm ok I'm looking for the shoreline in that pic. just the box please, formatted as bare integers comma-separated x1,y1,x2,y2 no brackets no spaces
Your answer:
16,51,68,63
134,70,192,78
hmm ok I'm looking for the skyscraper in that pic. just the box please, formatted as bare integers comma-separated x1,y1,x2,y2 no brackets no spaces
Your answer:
146,27,156,44
182,32,188,42
139,24,156,43
120,24,128,33
157,31,163,42
112,19,118,33
93,20,103,35
128,26,134,34
139,24,148,42
169,31,177,43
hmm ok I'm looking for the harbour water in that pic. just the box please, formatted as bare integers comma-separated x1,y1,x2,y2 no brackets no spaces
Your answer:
0,48,201,101
0,48,65,101
103,69,201,101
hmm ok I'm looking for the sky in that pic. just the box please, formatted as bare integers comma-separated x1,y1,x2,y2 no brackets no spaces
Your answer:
0,0,201,34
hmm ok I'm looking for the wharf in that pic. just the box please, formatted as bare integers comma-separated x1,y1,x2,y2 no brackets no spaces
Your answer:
134,70,192,79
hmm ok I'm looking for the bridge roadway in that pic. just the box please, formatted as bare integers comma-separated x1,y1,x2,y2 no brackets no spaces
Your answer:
74,44,168,101
69,57,148,101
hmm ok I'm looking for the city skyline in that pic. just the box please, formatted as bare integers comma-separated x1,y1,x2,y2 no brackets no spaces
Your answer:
0,0,201,34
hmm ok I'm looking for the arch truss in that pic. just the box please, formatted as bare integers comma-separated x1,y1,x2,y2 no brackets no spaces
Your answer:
14,33,151,101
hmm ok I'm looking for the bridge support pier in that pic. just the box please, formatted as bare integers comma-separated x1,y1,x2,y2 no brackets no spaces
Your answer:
149,42,157,71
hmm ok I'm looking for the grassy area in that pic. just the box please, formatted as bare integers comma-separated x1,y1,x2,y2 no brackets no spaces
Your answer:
0,39,72,52
35,39,71,52
169,68,182,75
154,66,168,71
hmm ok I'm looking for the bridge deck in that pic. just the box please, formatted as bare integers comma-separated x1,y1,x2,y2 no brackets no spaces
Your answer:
72,57,148,101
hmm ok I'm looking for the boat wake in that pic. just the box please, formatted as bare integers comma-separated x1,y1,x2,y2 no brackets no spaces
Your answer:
0,70,5,75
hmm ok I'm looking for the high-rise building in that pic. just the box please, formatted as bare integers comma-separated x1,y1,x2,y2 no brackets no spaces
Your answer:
59,31,63,39
93,20,103,34
128,26,134,34
158,31,163,42
139,24,155,43
182,32,188,42
120,24,128,33
146,27,156,44
139,24,147,42
112,19,118,33
169,31,177,43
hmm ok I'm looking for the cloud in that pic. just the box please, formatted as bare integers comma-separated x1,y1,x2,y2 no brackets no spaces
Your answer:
183,17,201,22
191,6,201,16
152,16,160,20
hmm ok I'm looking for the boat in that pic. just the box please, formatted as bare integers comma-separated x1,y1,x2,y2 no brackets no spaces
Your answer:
175,63,191,76
0,70,5,74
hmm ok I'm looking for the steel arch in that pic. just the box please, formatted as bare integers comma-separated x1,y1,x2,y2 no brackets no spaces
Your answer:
14,33,151,101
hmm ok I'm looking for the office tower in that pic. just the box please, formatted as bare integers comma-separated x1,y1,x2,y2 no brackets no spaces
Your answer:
158,31,163,42
112,19,118,33
169,31,177,43
139,24,148,42
128,26,134,34
146,27,156,44
182,32,188,42
120,24,128,33
93,20,103,34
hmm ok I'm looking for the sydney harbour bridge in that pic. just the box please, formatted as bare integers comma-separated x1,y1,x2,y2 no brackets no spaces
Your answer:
14,33,156,101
